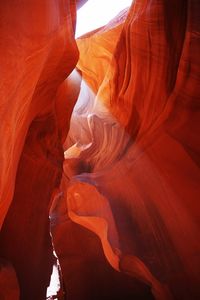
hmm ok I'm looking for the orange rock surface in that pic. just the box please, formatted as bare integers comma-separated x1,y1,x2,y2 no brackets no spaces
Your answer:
0,0,200,300
0,0,78,299
61,1,200,299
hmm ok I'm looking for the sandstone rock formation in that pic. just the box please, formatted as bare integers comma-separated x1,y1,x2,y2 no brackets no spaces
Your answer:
0,0,78,299
59,1,200,299
0,0,200,300
0,259,19,300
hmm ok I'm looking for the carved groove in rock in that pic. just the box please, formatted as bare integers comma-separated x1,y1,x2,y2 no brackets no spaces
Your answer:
0,1,200,300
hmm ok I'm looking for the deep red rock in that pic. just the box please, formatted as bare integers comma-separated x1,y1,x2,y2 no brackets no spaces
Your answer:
0,259,19,300
0,0,200,300
62,1,200,299
0,0,78,299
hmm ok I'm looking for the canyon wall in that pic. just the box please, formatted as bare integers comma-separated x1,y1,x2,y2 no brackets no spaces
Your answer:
56,0,200,299
0,0,200,300
0,0,79,299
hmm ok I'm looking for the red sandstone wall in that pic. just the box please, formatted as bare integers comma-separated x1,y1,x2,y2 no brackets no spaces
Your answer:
0,0,200,300
59,1,200,299
0,1,79,299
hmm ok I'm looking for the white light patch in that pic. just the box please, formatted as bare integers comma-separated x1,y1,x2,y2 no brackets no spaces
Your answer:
76,0,133,38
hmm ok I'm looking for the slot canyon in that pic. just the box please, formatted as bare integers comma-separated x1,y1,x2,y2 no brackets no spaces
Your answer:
0,0,199,299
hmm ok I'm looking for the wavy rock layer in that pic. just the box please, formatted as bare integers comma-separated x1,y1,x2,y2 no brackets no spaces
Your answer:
54,1,200,300
0,0,200,300
0,0,78,299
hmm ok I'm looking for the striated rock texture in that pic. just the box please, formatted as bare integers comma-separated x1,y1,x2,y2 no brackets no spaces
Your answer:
0,0,79,299
0,0,200,300
53,0,200,300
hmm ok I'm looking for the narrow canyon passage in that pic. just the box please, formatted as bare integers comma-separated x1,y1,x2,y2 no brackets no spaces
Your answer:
0,1,200,300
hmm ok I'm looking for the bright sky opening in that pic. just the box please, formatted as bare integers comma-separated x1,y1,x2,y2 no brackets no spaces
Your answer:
76,0,133,38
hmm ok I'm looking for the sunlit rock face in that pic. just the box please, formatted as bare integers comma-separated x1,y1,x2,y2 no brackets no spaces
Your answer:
0,0,78,299
51,1,200,300
0,0,200,300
